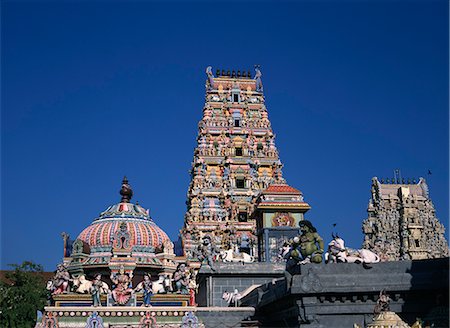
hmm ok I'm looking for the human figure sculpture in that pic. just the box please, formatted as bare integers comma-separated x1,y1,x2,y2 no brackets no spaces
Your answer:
49,263,71,295
196,235,219,271
134,274,153,307
239,233,251,255
205,66,214,90
91,274,108,307
188,268,198,306
374,289,390,315
287,220,324,267
110,268,133,305
172,263,189,295
254,66,263,92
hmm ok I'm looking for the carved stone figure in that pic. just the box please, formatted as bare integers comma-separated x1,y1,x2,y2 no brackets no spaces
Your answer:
222,289,242,307
254,66,263,92
188,268,198,306
325,234,380,264
195,235,219,271
173,263,189,295
374,289,390,315
48,263,71,295
90,274,109,307
286,220,324,268
220,249,254,263
134,274,153,307
110,268,133,305
72,274,92,294
205,66,214,90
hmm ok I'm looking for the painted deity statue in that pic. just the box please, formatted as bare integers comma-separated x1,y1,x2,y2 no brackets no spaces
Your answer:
288,220,324,266
173,263,189,295
110,269,133,305
188,268,198,306
49,263,71,295
196,235,219,271
90,274,108,307
134,274,153,307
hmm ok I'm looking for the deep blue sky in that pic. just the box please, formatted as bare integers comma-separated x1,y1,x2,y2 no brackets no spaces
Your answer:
2,1,448,270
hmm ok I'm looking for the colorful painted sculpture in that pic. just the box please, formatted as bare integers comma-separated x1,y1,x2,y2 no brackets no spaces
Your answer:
47,263,71,295
188,268,198,306
173,263,189,295
325,234,380,264
195,235,218,271
134,274,153,307
110,268,133,305
90,274,109,307
288,220,324,265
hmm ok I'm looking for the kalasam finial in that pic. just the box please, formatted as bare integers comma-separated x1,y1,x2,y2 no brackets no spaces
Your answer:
120,176,133,203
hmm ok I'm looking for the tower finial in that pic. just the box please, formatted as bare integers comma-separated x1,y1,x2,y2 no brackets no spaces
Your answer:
120,176,133,203
254,65,263,92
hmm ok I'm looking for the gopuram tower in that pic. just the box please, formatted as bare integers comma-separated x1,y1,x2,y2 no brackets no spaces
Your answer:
181,67,297,259
362,176,449,261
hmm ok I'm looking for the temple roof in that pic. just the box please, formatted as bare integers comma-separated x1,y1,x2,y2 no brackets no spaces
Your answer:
262,184,302,195
256,183,311,211
76,178,170,251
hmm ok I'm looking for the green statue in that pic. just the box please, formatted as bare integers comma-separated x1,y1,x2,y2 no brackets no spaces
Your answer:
289,220,324,264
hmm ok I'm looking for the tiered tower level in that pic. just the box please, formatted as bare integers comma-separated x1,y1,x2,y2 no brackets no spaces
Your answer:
362,177,449,261
181,67,287,259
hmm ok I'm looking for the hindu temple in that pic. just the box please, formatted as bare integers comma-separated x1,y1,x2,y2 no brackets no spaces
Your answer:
39,67,449,328
180,66,310,264
362,177,449,261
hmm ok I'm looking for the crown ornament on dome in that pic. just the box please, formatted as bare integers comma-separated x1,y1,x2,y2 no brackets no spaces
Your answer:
120,176,133,203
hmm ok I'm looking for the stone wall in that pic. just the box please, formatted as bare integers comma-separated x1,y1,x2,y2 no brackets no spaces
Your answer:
197,262,285,307
240,258,449,327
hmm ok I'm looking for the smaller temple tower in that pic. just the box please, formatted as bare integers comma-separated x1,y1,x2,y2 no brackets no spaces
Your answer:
362,176,449,261
253,183,310,262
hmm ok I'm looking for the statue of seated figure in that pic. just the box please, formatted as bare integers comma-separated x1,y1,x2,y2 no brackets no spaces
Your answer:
285,220,324,272
110,268,133,305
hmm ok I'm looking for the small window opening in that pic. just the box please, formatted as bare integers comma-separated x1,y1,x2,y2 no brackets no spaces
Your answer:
234,119,240,127
235,147,243,156
233,94,239,102
414,239,420,247
236,178,245,189
238,212,248,222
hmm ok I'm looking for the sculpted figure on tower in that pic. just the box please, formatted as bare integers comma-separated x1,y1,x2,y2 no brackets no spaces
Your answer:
110,268,133,305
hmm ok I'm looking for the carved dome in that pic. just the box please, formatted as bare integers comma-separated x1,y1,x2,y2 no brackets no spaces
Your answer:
77,178,170,251
77,202,169,250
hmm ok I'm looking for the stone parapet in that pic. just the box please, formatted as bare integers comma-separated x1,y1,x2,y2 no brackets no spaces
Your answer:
240,258,449,327
40,306,255,328
197,262,285,307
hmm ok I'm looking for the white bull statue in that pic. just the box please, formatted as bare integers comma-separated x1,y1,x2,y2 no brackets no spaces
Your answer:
72,274,109,294
72,274,92,294
220,249,254,263
325,235,380,265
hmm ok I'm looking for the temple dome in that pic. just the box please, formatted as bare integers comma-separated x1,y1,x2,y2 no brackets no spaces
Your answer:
76,177,170,251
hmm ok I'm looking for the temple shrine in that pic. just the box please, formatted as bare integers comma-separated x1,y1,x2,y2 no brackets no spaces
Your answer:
363,177,449,261
38,67,449,328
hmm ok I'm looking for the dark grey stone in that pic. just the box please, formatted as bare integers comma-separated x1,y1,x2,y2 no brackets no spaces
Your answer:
239,258,449,327
197,262,285,307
